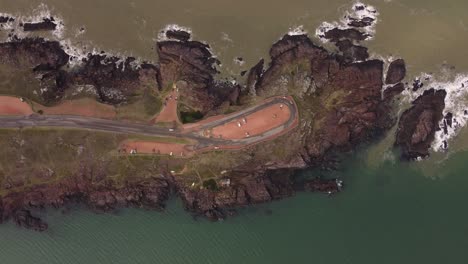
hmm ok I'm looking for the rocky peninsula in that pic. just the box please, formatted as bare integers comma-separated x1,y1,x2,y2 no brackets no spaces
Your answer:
0,12,448,231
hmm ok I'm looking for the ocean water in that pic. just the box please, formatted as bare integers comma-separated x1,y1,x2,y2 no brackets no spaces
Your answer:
1,148,468,263
1,0,468,263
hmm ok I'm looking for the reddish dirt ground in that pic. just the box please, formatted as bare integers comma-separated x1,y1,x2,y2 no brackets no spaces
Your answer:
0,96,34,115
35,99,116,119
119,140,192,157
209,103,291,140
153,88,181,125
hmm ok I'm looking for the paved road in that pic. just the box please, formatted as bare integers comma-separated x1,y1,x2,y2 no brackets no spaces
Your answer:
0,97,298,150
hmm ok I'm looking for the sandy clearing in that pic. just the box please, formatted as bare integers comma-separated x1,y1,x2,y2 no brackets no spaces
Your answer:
153,89,181,125
119,140,192,156
35,99,116,119
210,103,291,140
0,96,34,115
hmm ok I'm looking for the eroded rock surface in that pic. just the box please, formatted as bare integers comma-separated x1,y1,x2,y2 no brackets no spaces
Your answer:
23,18,57,31
323,28,369,42
0,175,171,231
395,89,446,160
386,59,406,84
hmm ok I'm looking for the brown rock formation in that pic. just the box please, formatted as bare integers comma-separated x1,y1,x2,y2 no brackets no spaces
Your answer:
395,89,446,160
23,18,57,31
385,59,406,84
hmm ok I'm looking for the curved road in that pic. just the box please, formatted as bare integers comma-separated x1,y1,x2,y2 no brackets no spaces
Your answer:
0,97,298,150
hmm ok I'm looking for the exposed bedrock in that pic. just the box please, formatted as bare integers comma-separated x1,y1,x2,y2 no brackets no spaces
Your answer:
165,30,191,42
252,34,393,164
385,59,406,84
322,28,369,42
395,89,446,160
0,175,171,231
157,37,240,114
335,39,369,63
69,55,161,104
0,16,14,24
348,17,375,28
383,83,405,100
0,37,161,105
0,37,69,71
23,18,57,32
177,169,339,220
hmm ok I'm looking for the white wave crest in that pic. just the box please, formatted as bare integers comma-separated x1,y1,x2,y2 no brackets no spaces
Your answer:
157,24,192,41
315,1,379,42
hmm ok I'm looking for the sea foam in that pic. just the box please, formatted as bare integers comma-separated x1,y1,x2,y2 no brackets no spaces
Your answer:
400,72,468,152
315,1,379,42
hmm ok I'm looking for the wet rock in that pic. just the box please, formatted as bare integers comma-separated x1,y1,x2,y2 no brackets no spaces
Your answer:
165,30,191,42
0,37,69,70
177,170,295,220
304,178,341,194
0,16,14,24
395,89,447,160
412,79,424,91
71,55,160,104
323,28,369,42
23,18,57,31
385,59,406,84
335,39,369,62
0,175,171,231
13,210,48,231
246,59,264,93
383,83,405,100
348,17,374,28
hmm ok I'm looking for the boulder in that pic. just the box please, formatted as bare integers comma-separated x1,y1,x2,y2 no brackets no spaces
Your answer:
395,89,446,160
385,59,406,84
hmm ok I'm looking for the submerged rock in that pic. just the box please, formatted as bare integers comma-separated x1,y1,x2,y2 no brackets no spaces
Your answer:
395,89,447,160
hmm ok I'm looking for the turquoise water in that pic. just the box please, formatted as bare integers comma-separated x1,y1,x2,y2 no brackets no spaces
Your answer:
1,148,467,263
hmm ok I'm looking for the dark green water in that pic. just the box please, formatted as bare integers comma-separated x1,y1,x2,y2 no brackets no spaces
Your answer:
1,147,467,263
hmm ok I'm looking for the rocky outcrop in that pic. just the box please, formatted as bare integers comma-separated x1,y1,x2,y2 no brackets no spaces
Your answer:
166,30,191,42
23,18,57,31
246,59,264,94
395,89,446,160
323,28,369,42
0,175,171,231
385,59,406,84
70,55,160,104
335,39,369,62
348,17,375,28
0,16,14,24
156,37,239,113
255,34,328,93
0,37,69,71
383,83,405,100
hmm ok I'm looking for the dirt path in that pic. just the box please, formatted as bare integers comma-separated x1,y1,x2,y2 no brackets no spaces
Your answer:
152,86,181,125
0,96,34,115
119,140,192,157
209,102,291,140
33,98,116,119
